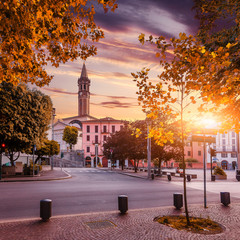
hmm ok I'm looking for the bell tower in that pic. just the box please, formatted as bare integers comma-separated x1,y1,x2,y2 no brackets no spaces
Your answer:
78,63,90,116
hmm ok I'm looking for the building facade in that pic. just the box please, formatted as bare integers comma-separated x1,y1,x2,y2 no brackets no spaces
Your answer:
52,63,125,167
215,131,238,170
82,117,124,167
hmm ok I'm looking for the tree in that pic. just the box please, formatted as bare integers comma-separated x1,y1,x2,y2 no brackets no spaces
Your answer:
103,124,133,170
0,0,117,86
62,126,78,150
35,139,60,164
192,0,240,129
132,33,205,225
0,82,52,166
128,121,147,172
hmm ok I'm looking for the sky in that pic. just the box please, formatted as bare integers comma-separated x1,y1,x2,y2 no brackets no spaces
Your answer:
39,0,200,121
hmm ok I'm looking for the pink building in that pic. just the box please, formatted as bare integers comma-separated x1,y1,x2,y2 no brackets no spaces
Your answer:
82,117,125,167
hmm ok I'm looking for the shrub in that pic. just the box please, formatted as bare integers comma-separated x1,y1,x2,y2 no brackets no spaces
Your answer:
214,166,226,176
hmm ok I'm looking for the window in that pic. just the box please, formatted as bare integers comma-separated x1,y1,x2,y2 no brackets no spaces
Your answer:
187,151,191,156
232,146,236,152
87,125,90,133
95,125,98,133
222,133,226,138
231,153,237,158
185,142,191,147
221,153,227,158
112,125,115,133
95,135,98,144
87,135,90,141
103,135,107,142
86,147,90,153
232,139,236,144
223,146,226,151
120,125,123,130
198,151,201,156
222,139,226,145
232,132,235,137
103,125,107,133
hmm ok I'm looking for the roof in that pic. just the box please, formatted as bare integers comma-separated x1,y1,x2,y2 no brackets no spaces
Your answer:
80,63,88,78
81,117,127,124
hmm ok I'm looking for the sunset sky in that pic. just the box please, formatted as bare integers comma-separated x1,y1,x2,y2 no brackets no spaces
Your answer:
38,0,200,121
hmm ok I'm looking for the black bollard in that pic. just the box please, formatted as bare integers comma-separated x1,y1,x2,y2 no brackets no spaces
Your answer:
173,193,183,210
187,175,191,182
40,199,52,221
220,192,230,206
211,175,216,181
167,173,171,181
151,173,155,180
118,195,128,214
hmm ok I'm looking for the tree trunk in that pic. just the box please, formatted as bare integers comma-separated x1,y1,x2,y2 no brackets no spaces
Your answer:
180,80,190,226
10,153,14,166
35,155,41,164
134,159,137,172
158,159,162,175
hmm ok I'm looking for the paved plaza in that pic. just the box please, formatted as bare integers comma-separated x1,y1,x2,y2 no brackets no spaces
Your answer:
1,203,240,240
1,168,240,239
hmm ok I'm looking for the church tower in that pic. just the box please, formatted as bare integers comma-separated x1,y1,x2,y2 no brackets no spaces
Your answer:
78,63,90,116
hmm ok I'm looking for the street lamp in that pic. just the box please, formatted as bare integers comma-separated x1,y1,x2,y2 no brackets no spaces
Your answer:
200,118,217,208
51,108,56,170
146,118,152,179
110,148,113,170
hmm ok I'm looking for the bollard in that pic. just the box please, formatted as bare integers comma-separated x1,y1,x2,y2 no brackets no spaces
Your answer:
187,175,191,182
211,175,216,181
151,173,155,180
40,199,52,221
236,175,240,181
118,195,128,214
220,192,230,206
167,173,171,181
173,193,183,210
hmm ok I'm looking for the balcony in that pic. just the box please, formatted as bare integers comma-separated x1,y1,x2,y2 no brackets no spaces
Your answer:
92,141,101,145
101,131,109,134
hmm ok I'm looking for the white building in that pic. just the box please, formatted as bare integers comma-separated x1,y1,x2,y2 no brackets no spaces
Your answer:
215,131,238,170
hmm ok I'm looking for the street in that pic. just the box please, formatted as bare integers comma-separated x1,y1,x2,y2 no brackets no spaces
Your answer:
0,168,225,221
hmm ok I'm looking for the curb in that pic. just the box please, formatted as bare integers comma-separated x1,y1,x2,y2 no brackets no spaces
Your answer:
0,169,72,182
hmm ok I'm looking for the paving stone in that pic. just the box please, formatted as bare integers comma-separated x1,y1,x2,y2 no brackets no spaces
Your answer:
1,204,240,240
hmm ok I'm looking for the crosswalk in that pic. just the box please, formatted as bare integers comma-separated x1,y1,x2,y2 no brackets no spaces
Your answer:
65,168,108,174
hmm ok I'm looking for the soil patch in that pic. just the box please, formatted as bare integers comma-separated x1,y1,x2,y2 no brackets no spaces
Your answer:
154,215,224,234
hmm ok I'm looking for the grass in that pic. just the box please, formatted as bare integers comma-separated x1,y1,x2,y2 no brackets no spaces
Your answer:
155,215,223,234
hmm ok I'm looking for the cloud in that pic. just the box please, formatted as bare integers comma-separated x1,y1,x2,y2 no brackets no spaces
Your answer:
91,100,139,109
94,0,198,37
42,87,138,101
43,87,77,95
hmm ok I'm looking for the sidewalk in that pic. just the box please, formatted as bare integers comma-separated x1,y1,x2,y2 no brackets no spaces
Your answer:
0,169,71,182
105,168,239,182
0,203,240,240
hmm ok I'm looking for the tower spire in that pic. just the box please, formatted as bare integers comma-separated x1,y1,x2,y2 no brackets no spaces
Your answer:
81,62,88,78
78,63,90,117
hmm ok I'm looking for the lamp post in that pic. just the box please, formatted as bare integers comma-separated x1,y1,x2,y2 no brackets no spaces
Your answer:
199,118,217,208
147,119,151,179
203,128,207,208
51,108,56,170
110,148,113,170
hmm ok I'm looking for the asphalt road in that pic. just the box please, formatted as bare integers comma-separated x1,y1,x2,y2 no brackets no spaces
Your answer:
0,168,221,221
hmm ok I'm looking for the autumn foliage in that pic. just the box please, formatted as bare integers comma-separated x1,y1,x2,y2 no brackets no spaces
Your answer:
0,0,117,86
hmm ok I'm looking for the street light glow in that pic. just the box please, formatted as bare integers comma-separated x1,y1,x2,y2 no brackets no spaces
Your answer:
201,118,217,129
